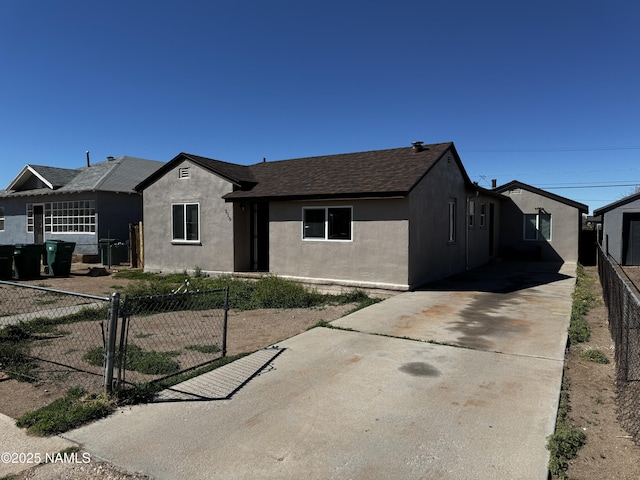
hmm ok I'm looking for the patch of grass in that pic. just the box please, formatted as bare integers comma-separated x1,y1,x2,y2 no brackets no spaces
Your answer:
83,344,180,375
185,344,221,354
547,376,586,478
580,348,610,364
568,264,599,345
15,387,112,436
0,325,40,381
119,272,379,313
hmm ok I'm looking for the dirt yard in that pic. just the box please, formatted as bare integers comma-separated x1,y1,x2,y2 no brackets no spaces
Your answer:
558,265,640,479
5,263,640,479
0,264,357,418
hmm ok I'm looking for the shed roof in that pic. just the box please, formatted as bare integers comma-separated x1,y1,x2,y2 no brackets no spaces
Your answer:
593,191,640,216
495,180,589,213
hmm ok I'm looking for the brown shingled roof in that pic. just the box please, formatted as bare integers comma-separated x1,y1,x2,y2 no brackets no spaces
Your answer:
224,142,458,201
136,142,470,201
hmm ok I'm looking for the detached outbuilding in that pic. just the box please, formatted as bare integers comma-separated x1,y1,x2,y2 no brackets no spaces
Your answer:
135,142,501,291
594,191,640,265
495,181,588,263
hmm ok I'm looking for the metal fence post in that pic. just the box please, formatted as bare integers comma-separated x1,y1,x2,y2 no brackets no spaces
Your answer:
222,286,229,357
104,292,120,395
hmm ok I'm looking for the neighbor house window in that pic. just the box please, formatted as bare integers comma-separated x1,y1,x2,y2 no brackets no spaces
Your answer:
27,201,96,233
172,203,200,242
302,207,352,241
448,198,457,243
0,207,4,231
468,200,475,227
479,203,486,228
524,212,551,241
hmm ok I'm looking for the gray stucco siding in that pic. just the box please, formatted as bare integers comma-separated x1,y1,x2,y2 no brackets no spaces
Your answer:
142,160,235,274
407,150,469,287
500,189,581,262
268,199,410,289
600,198,640,263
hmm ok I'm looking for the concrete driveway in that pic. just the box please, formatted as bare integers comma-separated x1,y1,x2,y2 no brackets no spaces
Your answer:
65,262,575,479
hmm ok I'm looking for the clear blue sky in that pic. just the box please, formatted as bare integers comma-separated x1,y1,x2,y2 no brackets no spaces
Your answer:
1,1,638,212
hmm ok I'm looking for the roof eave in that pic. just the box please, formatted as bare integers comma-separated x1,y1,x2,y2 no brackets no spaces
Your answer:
223,191,408,203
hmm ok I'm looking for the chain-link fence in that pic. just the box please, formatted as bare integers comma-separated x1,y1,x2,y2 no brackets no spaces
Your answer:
0,281,110,392
113,288,229,389
1,281,229,398
597,247,640,443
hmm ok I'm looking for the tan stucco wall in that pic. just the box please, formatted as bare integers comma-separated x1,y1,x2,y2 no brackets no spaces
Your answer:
268,199,410,289
142,160,235,274
500,189,581,262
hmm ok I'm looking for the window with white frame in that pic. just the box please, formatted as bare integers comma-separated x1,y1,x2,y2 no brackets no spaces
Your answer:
0,207,4,231
448,198,457,242
27,201,96,233
172,203,200,242
524,212,551,241
479,203,486,228
468,200,475,227
302,207,352,241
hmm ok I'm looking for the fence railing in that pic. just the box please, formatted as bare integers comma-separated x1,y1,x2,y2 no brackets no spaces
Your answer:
0,281,229,397
0,281,110,392
597,247,640,443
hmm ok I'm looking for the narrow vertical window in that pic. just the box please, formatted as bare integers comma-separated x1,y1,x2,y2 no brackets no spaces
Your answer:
448,198,457,243
0,207,4,231
479,203,486,228
468,200,475,227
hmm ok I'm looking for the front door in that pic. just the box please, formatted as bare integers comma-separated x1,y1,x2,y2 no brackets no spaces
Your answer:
33,205,45,244
251,202,269,271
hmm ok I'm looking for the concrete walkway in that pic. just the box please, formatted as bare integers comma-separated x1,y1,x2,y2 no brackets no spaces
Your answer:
55,261,576,479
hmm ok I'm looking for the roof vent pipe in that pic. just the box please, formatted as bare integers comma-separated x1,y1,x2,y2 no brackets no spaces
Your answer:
491,179,497,189
86,150,90,167
107,156,115,161
412,141,424,152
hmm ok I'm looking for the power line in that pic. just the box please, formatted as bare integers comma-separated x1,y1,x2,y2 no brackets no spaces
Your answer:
465,146,640,153
537,183,640,190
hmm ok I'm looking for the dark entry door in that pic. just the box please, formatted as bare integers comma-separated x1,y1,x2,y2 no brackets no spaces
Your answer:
33,205,45,244
251,203,269,271
623,213,640,265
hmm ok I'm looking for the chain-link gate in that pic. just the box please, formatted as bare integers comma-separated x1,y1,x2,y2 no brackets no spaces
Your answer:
1,281,229,396
106,287,230,392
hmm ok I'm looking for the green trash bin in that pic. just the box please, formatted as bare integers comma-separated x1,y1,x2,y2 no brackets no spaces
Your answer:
13,244,43,280
45,240,76,276
0,245,14,280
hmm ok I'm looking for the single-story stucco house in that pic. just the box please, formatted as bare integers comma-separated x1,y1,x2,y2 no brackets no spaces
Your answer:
593,191,640,265
494,180,588,263
135,142,504,291
0,155,164,258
